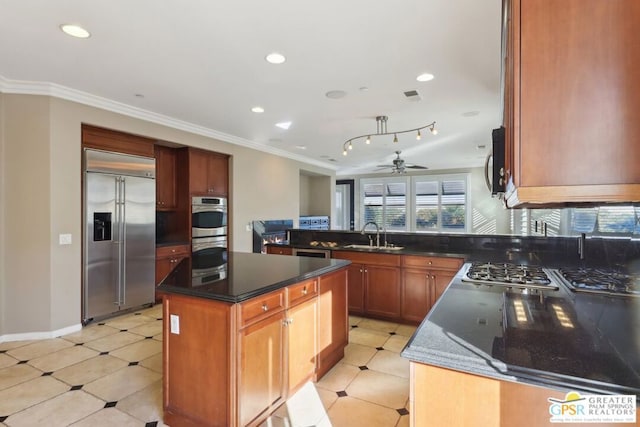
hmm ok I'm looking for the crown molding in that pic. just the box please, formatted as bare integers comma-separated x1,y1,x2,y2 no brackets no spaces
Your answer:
0,75,338,171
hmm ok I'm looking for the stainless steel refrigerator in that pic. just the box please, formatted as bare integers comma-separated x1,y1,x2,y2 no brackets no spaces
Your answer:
83,149,156,324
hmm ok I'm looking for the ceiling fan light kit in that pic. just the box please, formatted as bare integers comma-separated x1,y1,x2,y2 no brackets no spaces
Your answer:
377,150,428,174
342,116,437,156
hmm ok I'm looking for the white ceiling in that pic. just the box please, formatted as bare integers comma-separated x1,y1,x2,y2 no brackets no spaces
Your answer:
0,0,502,176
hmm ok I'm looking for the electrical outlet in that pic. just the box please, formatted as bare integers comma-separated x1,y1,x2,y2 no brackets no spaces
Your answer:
59,234,72,245
170,314,180,334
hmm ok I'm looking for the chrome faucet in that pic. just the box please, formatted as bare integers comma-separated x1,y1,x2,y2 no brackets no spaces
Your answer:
361,221,380,247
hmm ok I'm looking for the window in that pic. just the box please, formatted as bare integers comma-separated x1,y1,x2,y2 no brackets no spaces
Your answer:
571,206,640,236
415,176,467,232
361,179,408,231
359,174,468,233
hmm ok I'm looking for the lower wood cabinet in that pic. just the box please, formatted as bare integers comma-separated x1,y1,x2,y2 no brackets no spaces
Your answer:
265,246,293,255
162,268,347,427
155,244,190,285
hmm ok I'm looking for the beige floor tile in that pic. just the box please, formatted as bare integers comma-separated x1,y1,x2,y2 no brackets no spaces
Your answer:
137,304,163,319
117,379,163,423
383,335,410,353
139,352,162,374
7,338,74,361
0,363,42,391
396,414,410,427
0,376,69,415
314,386,338,411
28,345,99,372
152,333,163,341
259,415,289,427
367,350,410,379
328,396,400,427
62,324,120,344
315,362,360,392
0,354,17,370
109,339,161,362
82,365,161,402
83,331,144,353
102,313,156,331
357,319,399,334
395,324,417,337
127,319,163,338
346,370,409,409
0,341,36,352
349,316,364,326
53,354,129,386
4,390,104,426
343,343,377,367
285,381,328,427
69,407,144,427
348,328,390,348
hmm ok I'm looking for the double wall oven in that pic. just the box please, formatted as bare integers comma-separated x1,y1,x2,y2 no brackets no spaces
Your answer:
191,196,227,278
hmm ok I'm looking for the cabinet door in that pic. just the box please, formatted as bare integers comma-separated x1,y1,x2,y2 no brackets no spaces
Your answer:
317,268,348,379
365,265,401,320
154,145,177,210
431,270,457,307
266,246,293,255
401,268,430,323
187,149,210,195
188,149,229,196
238,311,286,426
287,298,317,394
206,152,229,197
346,264,365,314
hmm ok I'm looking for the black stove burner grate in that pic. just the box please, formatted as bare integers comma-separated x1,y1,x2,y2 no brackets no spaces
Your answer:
464,262,556,290
558,267,640,297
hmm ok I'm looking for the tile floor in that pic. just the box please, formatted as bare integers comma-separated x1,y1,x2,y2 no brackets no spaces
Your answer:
0,306,414,427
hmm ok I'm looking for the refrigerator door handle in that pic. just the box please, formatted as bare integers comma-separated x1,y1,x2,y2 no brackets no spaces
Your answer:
120,177,127,307
115,176,123,307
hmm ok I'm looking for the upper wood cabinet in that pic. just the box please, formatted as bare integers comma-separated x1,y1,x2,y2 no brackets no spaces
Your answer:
154,145,177,210
81,124,155,157
503,0,640,206
186,148,229,197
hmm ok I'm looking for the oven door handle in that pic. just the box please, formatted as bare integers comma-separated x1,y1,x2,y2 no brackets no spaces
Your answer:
192,204,226,214
192,240,226,252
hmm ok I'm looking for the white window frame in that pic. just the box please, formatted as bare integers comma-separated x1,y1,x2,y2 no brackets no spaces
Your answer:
359,176,411,232
412,173,469,233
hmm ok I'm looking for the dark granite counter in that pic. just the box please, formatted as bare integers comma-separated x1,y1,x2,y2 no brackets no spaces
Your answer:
157,251,350,303
401,264,640,400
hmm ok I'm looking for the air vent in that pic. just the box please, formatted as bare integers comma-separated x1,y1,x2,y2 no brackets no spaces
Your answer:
403,90,421,101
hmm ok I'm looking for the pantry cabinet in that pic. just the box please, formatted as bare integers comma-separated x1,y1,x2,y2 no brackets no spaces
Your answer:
503,0,640,206
186,147,229,197
154,145,178,210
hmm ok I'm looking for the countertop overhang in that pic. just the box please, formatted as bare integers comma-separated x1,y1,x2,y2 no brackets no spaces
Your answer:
157,251,350,303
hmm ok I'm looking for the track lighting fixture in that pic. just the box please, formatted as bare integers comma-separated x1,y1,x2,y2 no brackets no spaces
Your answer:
342,116,437,155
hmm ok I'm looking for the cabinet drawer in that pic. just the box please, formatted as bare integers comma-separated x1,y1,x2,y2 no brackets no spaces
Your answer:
239,289,286,328
287,279,318,307
402,255,463,271
332,250,401,267
156,244,191,259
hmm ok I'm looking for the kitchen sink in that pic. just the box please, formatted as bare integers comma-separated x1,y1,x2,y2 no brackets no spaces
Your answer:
343,244,404,251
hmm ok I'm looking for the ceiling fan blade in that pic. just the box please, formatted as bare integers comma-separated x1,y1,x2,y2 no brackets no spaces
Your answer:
406,165,428,169
376,164,394,168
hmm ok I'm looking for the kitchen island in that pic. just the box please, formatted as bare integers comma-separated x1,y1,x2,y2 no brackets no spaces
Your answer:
402,264,640,426
157,252,350,427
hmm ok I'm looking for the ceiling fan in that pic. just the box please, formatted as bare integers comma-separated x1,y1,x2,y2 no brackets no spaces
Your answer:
377,151,428,174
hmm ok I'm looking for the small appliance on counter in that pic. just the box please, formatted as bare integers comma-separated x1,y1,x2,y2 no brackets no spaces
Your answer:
83,149,156,324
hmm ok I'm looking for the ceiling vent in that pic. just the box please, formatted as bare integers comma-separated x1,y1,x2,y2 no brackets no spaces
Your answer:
403,90,422,101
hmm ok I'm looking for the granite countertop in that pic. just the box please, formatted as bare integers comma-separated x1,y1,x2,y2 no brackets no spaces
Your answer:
157,251,350,303
401,265,640,399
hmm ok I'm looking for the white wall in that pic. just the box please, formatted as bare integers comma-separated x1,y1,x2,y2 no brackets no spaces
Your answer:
0,93,335,336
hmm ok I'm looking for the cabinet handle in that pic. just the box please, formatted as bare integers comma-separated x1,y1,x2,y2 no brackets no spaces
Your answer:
431,275,436,279
428,261,432,265
302,287,308,295
262,303,268,312
171,249,176,253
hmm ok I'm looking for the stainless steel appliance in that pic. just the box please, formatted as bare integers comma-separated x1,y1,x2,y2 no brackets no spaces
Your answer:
462,262,559,291
192,236,227,270
554,267,640,298
192,196,227,238
83,149,156,324
292,248,331,258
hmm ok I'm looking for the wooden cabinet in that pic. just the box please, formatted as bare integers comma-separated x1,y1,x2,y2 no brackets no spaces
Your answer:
81,124,155,157
401,256,463,323
316,268,348,379
186,148,229,197
154,145,177,210
162,268,348,427
266,246,293,256
332,251,401,321
503,0,640,206
155,244,190,286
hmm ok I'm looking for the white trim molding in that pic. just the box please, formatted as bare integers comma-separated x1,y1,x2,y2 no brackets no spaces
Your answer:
0,323,82,344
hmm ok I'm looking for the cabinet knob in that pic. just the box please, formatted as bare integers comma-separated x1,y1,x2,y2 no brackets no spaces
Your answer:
171,249,176,253
431,275,436,279
262,304,268,312
428,261,432,265
302,287,308,295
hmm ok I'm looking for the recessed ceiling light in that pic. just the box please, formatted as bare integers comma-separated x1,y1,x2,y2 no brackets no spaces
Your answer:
134,93,144,98
275,121,292,130
359,87,369,92
325,90,347,99
416,73,434,82
265,52,286,64
251,106,265,113
60,24,91,39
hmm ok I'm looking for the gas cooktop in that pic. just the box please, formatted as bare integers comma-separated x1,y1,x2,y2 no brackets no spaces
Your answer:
462,262,559,291
557,267,640,298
